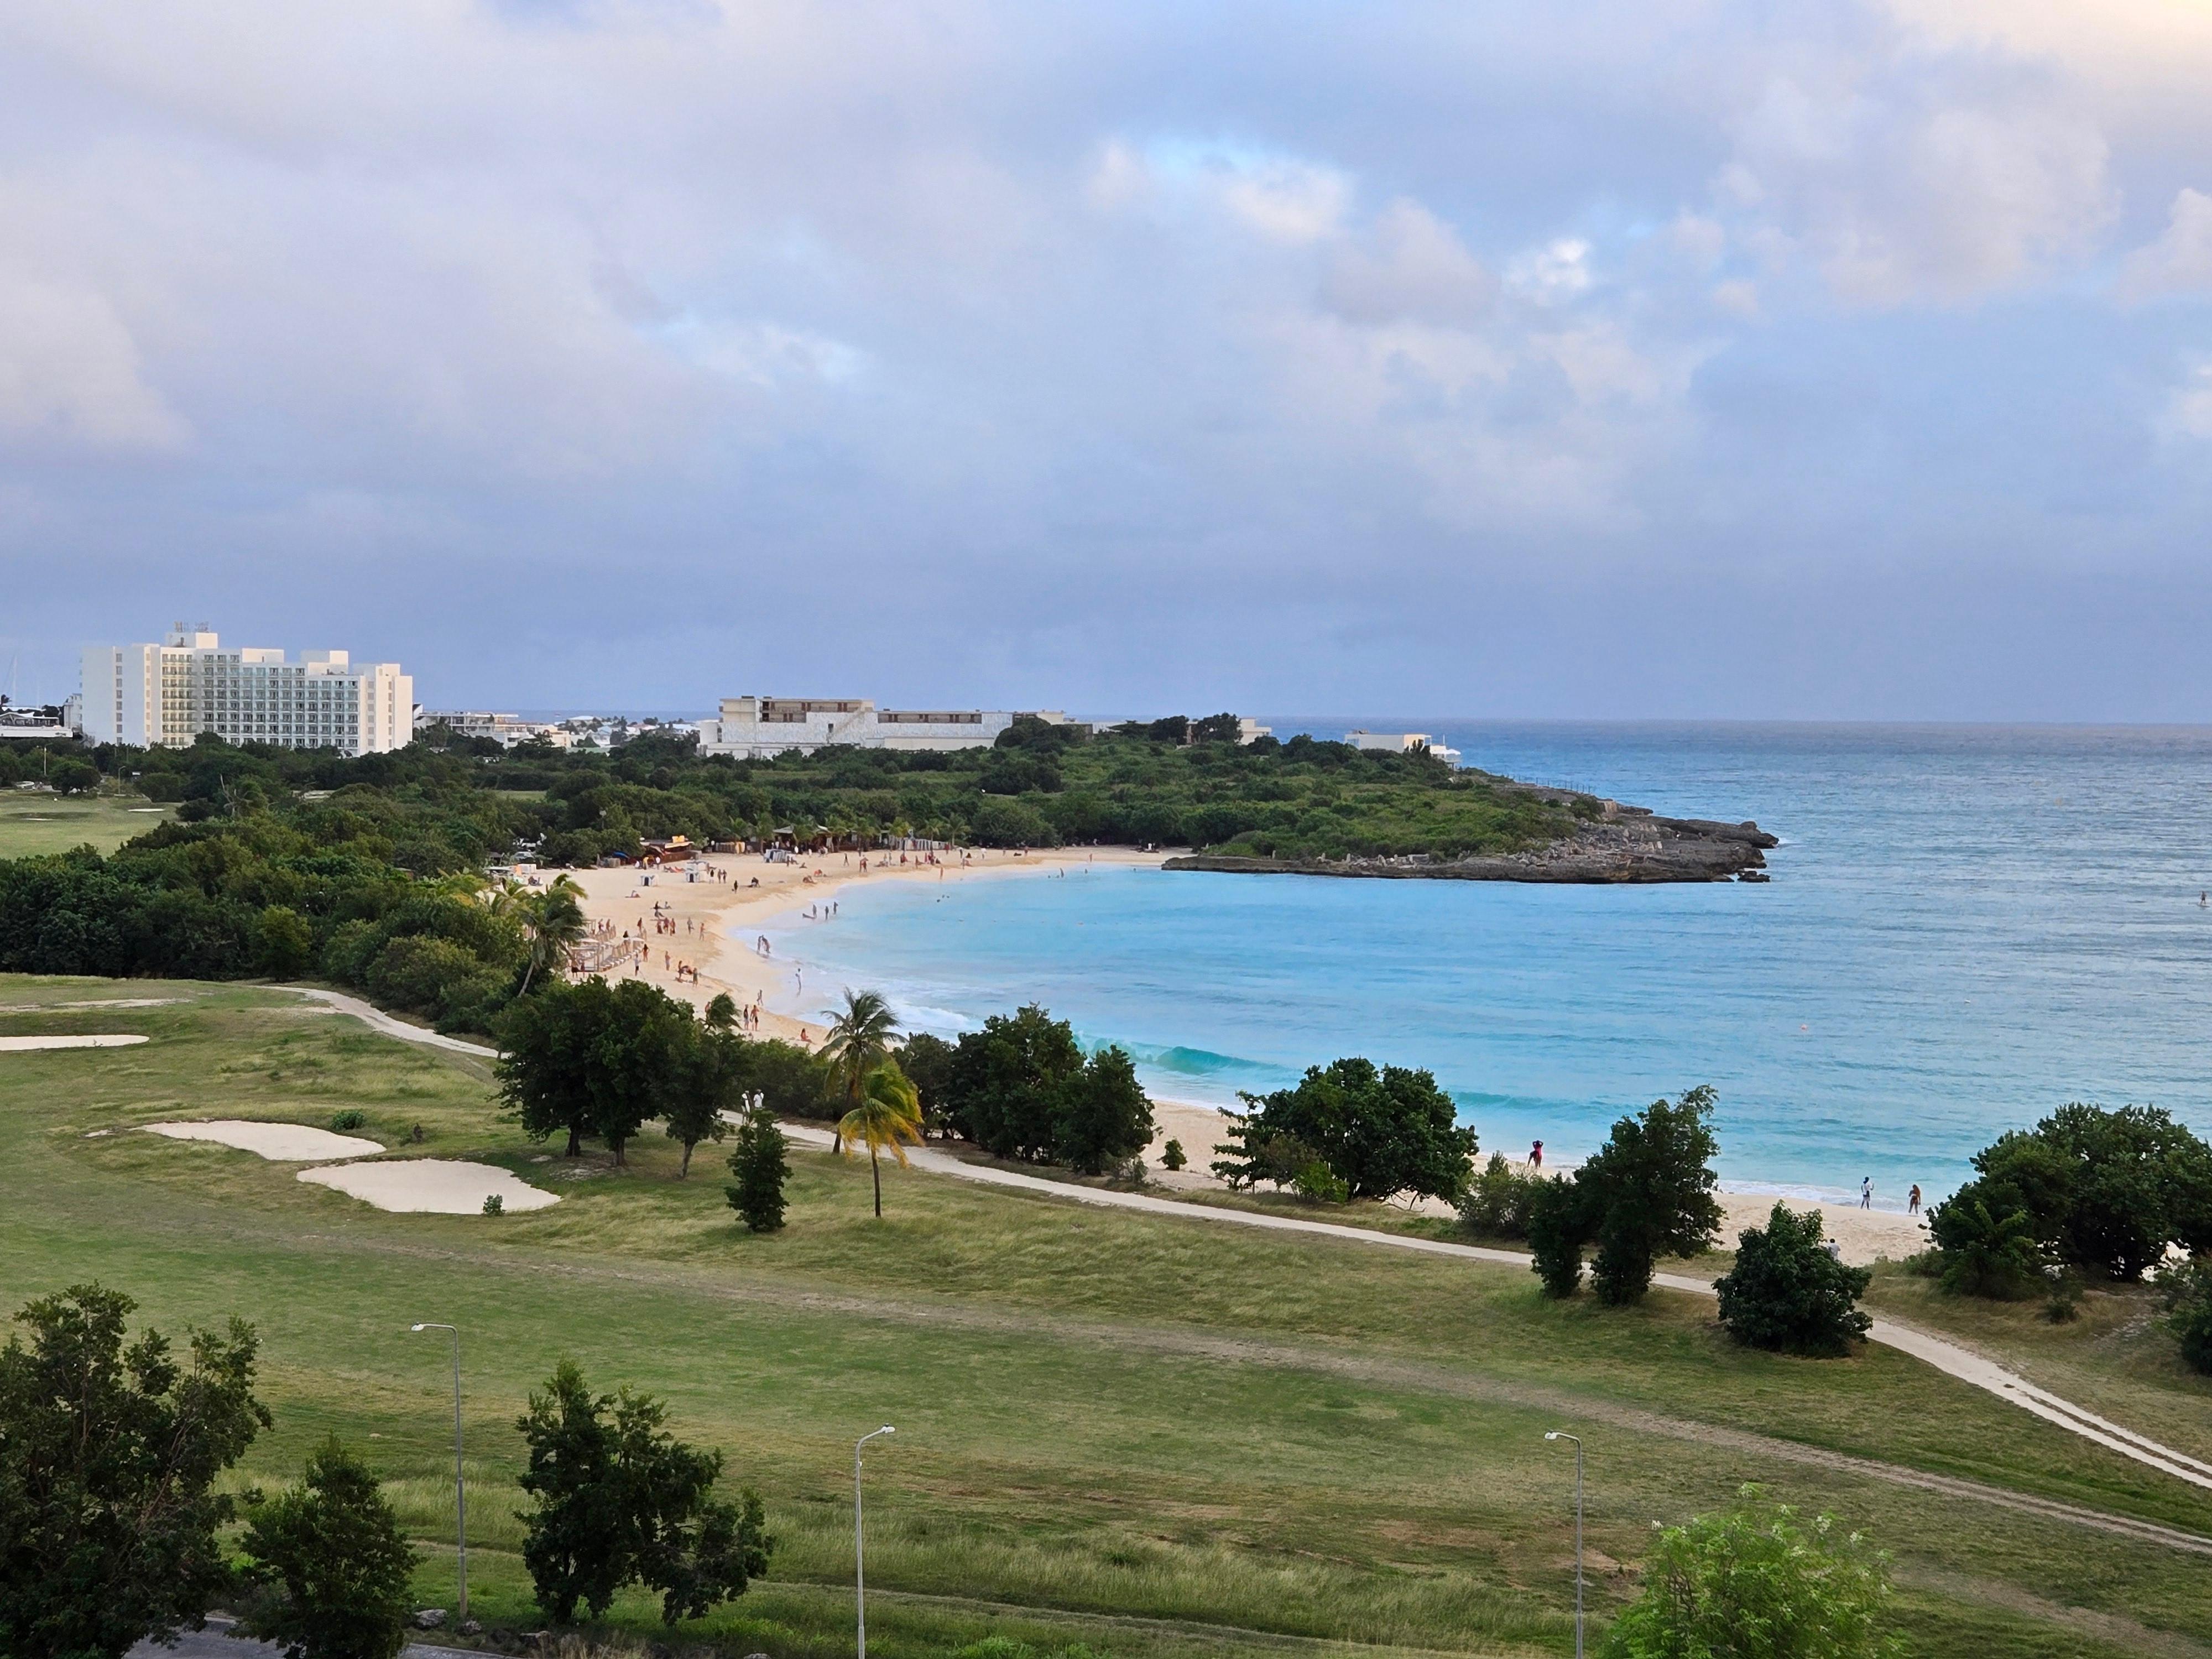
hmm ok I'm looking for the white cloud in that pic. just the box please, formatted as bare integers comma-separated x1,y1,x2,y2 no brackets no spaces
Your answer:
1320,200,1494,326
1717,66,2114,306
1506,238,1594,305
2163,358,2212,442
2118,189,2212,302
0,272,185,451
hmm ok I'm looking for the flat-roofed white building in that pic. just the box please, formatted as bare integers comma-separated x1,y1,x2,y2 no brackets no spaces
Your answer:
418,711,572,749
80,627,414,756
700,696,1069,758
1344,728,1462,766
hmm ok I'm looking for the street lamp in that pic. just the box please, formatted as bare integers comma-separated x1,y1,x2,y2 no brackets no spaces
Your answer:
853,1427,895,1659
411,1323,467,1623
1544,1431,1583,1659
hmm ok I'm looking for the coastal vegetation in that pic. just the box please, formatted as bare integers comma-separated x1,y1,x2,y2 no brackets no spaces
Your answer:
1528,1088,1725,1304
919,1004,1156,1175
0,719,1602,1030
1713,1202,1874,1358
4,983,2211,1658
234,1437,419,1659
1211,1058,1474,1202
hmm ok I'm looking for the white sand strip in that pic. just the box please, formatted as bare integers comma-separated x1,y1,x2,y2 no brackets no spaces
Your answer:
297,1159,559,1213
144,1120,384,1161
0,1034,150,1051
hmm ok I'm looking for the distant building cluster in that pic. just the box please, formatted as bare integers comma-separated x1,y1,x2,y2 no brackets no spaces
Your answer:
79,626,413,757
697,696,1077,758
417,711,575,749
1344,729,1462,765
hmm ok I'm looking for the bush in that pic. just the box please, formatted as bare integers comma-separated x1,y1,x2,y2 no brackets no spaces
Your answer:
330,1110,366,1132
236,1437,417,1659
254,905,315,978
1713,1202,1871,1357
1926,1189,2045,1298
1211,1057,1474,1202
1292,1159,1349,1203
1160,1138,1186,1172
2157,1254,2212,1374
1457,1151,1541,1239
1526,1175,1585,1298
726,1109,790,1234
1602,1486,1901,1658
1578,1086,1724,1306
482,1193,504,1216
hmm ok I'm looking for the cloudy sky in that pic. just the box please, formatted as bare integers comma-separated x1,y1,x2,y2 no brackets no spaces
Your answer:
4,1,2212,720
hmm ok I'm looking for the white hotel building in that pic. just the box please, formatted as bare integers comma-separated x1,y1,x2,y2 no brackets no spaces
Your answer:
698,696,1068,758
80,627,414,757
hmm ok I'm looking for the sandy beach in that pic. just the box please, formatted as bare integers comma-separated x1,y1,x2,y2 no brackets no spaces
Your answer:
557,844,1932,1266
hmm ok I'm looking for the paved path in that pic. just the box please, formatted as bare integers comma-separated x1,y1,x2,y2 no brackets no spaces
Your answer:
288,987,498,1057
290,991,2212,1495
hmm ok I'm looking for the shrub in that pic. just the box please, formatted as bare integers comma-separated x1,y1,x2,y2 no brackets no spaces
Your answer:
1292,1159,1349,1203
330,1110,366,1131
1457,1151,1541,1239
1577,1086,1724,1306
1926,1189,2044,1298
1603,1486,1901,1658
2157,1254,2212,1374
1712,1202,1871,1357
1211,1057,1475,1202
726,1109,790,1234
482,1194,504,1216
1160,1138,1187,1172
236,1437,417,1659
254,905,315,978
1959,1105,2212,1282
1526,1175,1585,1298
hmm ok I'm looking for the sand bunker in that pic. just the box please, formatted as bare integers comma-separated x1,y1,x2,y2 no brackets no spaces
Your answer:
0,1034,150,1051
144,1120,384,1161
296,1160,560,1214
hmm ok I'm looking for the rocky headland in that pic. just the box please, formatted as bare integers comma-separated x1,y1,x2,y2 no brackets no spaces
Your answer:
1164,793,1778,884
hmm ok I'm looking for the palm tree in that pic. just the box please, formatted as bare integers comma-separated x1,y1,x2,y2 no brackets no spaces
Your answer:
517,874,587,995
819,988,899,1151
839,1062,924,1218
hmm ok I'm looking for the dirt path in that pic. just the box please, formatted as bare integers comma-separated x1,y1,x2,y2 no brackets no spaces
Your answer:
284,989,2212,1501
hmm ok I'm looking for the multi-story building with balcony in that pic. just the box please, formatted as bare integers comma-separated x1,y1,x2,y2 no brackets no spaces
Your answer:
79,626,414,756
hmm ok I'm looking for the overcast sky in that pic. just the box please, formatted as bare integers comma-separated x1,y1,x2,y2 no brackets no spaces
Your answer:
4,1,2212,721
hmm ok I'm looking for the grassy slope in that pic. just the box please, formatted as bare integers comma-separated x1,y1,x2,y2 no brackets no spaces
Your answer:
0,791,172,856
4,978,2211,1659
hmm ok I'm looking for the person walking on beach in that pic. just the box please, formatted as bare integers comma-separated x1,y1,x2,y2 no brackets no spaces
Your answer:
1528,1140,1543,1172
1860,1176,1872,1210
1908,1183,1922,1215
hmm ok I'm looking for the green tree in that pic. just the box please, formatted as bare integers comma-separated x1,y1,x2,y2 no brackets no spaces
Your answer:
516,875,587,995
820,988,899,1150
236,1438,416,1659
1050,1045,1156,1175
944,1003,1087,1160
1713,1202,1872,1356
515,1360,773,1626
896,1030,957,1132
254,905,315,978
1926,1186,2047,1298
1577,1086,1724,1305
841,1061,926,1217
495,975,600,1156
726,1104,791,1233
0,1284,270,1659
1603,1488,1902,1659
1215,1058,1475,1201
1526,1174,1587,1298
665,1019,742,1177
2028,1103,2212,1279
2157,1254,2212,1375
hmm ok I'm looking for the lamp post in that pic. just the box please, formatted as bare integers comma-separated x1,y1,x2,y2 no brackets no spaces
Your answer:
1543,1431,1583,1659
853,1426,895,1659
411,1323,467,1623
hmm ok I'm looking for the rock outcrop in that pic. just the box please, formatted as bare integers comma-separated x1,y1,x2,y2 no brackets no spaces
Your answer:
1163,800,1778,884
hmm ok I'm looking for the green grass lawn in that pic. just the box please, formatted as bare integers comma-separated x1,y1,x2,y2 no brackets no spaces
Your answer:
4,975,2211,1659
0,790,170,855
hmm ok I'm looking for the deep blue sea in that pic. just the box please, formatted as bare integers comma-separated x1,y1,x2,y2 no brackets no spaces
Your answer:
760,723,2212,1209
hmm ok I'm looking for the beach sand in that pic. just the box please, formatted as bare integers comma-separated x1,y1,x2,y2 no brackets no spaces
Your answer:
557,845,1932,1266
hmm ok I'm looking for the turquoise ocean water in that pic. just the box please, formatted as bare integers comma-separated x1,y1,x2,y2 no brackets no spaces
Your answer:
757,723,2212,1209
